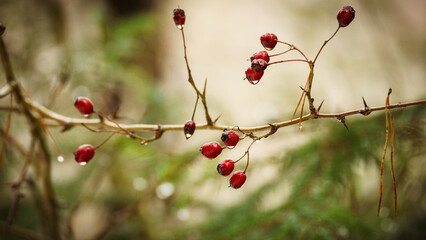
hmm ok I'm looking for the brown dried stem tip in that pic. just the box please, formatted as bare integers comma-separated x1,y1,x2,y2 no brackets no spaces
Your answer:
337,6,355,27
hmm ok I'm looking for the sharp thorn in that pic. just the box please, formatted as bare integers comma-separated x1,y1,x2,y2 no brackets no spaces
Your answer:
317,99,325,112
362,97,369,108
213,114,222,124
360,97,372,116
338,117,349,131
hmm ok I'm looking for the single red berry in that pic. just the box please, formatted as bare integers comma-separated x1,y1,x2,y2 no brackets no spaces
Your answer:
251,59,268,72
245,67,264,85
221,130,240,149
184,120,196,139
217,159,235,176
260,33,278,51
173,8,186,28
74,144,95,165
229,170,247,189
74,97,94,116
337,6,355,27
250,51,270,63
200,141,223,159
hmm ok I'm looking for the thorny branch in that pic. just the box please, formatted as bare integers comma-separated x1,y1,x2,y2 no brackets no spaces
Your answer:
18,91,426,140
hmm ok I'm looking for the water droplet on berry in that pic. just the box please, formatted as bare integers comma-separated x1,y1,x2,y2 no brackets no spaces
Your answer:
177,24,184,30
227,145,235,149
264,47,273,51
57,155,64,163
249,80,260,85
185,133,192,139
83,114,89,118
255,139,260,143
299,125,303,129
79,162,87,166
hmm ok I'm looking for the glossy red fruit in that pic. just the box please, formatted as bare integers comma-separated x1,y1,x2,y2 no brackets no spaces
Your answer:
337,6,355,27
251,59,268,72
245,67,264,85
229,170,247,189
221,130,239,149
74,97,94,116
260,33,278,51
250,51,270,63
184,120,196,139
173,8,186,28
74,144,95,165
217,159,235,176
200,142,223,159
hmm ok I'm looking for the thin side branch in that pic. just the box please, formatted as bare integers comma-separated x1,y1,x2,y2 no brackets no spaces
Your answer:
313,26,340,64
180,29,213,125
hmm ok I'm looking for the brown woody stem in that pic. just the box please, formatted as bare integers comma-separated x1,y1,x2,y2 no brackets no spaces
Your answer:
180,29,213,125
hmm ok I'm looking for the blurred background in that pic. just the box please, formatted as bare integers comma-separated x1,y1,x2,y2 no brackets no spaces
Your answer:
0,0,425,239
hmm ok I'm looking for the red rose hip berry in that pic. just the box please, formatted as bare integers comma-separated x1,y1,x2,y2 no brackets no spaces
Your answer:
173,8,186,29
200,142,223,159
260,33,278,51
250,51,270,63
74,97,94,116
245,67,264,85
221,130,240,149
74,144,95,166
184,120,196,139
337,6,355,27
217,159,235,176
229,170,247,189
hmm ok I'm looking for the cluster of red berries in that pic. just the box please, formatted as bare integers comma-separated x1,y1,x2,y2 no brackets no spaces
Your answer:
245,6,355,85
245,33,277,85
200,130,248,189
